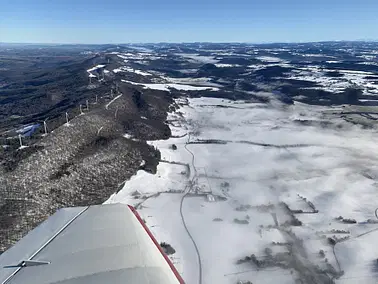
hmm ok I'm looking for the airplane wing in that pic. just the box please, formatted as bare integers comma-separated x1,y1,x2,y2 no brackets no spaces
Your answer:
0,203,184,284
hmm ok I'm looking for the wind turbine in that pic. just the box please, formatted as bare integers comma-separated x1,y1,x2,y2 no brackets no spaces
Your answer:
115,106,119,119
42,118,49,136
17,133,28,150
79,104,84,115
95,95,98,104
18,134,23,148
97,126,104,136
65,112,70,126
86,100,89,111
44,121,48,134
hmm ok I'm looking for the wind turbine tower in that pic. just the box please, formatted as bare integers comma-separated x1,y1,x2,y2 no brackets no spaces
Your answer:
18,134,23,148
80,104,84,115
86,100,89,111
115,106,119,119
65,112,70,125
44,120,48,135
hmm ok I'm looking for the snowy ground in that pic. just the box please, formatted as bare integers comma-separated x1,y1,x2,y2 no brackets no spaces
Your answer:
113,66,152,76
106,97,378,284
178,53,219,64
121,79,219,92
284,66,378,96
256,56,288,63
161,76,223,88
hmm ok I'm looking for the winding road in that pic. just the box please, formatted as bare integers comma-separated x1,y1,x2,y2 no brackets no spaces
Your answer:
179,134,203,284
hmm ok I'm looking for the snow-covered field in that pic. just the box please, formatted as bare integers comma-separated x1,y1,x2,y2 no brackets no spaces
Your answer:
178,53,219,64
215,63,241,68
285,66,378,96
87,64,105,73
106,97,378,283
256,56,288,63
161,76,223,88
112,66,152,76
121,79,219,92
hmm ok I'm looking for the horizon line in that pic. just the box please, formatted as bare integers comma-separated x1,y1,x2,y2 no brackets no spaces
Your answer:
1,39,378,46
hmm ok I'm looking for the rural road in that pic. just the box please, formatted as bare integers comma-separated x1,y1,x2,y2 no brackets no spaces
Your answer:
180,134,203,284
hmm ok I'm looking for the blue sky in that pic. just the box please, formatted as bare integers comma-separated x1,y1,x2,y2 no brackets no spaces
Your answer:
1,0,378,44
